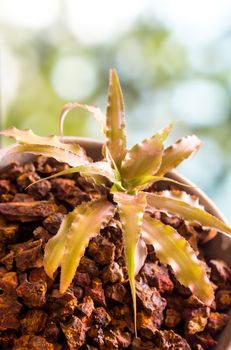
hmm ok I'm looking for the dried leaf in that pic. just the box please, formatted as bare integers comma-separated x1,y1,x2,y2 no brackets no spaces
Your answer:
59,102,105,136
60,199,115,293
145,192,231,237
105,69,126,169
156,135,202,176
113,192,146,335
142,213,214,305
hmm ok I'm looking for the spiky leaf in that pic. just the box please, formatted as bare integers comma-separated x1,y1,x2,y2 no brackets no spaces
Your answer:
120,134,164,187
105,69,126,169
0,128,89,167
156,190,204,209
60,199,115,293
113,192,146,334
156,135,201,176
146,192,231,237
5,144,89,167
44,207,80,279
142,214,214,304
153,123,173,143
0,127,87,159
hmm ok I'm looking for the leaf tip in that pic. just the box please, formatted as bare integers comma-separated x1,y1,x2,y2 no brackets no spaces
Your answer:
109,69,122,93
43,263,54,280
189,134,202,150
59,282,68,294
110,68,118,78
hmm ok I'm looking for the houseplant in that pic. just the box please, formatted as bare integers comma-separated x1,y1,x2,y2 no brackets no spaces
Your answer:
0,70,230,349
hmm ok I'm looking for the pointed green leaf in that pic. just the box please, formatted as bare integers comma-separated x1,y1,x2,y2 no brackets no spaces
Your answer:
60,199,115,293
135,238,148,276
126,175,194,192
154,123,173,143
103,146,122,182
27,161,117,188
142,214,214,305
120,134,164,186
105,69,126,169
155,190,204,209
59,102,105,136
113,192,146,335
44,207,80,278
156,135,202,176
5,144,89,168
145,192,231,237
0,127,88,159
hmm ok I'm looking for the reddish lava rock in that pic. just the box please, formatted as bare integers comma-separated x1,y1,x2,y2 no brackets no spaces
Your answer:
0,156,229,349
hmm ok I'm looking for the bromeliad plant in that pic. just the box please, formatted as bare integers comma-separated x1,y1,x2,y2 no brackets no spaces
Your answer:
1,70,231,333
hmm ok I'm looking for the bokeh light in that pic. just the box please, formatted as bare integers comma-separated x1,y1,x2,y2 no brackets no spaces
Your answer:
66,0,146,45
1,46,21,116
171,79,229,127
150,0,231,46
0,0,60,29
51,56,97,100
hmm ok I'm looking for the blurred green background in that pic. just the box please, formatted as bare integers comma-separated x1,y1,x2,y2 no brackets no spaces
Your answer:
1,0,231,220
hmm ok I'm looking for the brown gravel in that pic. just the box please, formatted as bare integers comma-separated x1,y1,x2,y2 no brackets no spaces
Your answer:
0,156,230,349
